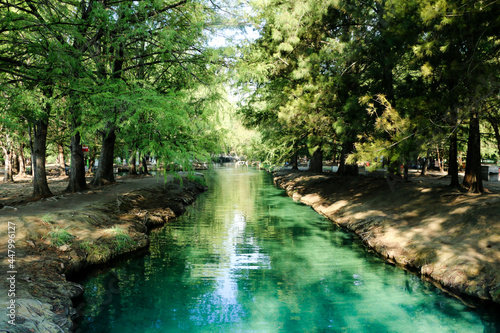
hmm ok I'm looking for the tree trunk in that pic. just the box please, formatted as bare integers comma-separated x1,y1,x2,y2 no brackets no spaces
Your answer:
463,110,484,193
403,160,409,181
87,144,97,175
308,146,323,173
338,141,351,175
421,151,429,176
32,120,52,198
487,116,500,159
17,143,26,177
291,151,298,170
57,143,66,176
448,92,460,186
66,130,87,192
91,127,116,186
12,150,19,175
448,130,460,187
2,146,13,182
338,141,358,175
436,146,444,172
141,154,149,175
128,150,137,175
29,125,34,177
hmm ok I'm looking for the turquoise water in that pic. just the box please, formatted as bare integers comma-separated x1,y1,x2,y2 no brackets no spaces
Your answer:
75,167,499,332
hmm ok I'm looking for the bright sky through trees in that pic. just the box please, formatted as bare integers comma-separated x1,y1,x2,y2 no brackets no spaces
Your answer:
208,26,260,48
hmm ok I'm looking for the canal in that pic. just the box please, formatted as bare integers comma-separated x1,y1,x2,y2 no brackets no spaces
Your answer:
75,166,498,332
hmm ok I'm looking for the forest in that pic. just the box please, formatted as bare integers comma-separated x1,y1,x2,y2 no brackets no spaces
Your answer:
1,0,499,196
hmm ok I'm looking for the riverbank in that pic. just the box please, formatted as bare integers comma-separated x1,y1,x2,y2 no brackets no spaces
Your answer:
273,170,500,307
0,174,206,333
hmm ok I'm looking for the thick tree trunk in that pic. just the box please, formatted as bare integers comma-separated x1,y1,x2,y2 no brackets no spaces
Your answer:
2,146,13,182
66,130,87,192
463,111,484,193
338,142,349,175
308,146,323,173
448,131,460,187
29,126,34,176
140,154,149,175
12,150,19,175
128,150,137,175
32,120,52,198
91,127,116,186
487,116,500,159
87,145,97,175
57,143,66,175
17,143,26,177
338,141,358,175
421,151,429,176
291,151,298,170
448,94,460,187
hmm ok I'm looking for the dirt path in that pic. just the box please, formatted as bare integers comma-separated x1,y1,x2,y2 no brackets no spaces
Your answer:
0,174,172,279
273,170,500,307
0,173,206,333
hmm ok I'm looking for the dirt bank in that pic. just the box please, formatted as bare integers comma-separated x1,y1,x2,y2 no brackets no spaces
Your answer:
0,174,206,333
273,170,500,307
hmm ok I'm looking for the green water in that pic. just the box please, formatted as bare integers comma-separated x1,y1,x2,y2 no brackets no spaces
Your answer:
76,167,498,332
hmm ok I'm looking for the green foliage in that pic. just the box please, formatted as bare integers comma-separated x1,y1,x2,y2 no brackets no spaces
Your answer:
187,173,208,187
79,241,112,263
236,0,500,179
0,0,236,188
79,241,93,253
1,0,499,189
41,214,55,225
48,227,75,247
108,227,135,251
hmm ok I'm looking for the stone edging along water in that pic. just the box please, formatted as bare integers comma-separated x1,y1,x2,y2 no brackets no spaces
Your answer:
272,170,500,308
0,178,207,333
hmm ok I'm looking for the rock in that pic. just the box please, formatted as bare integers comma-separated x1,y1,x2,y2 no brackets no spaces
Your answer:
58,244,71,252
0,298,65,333
168,201,185,216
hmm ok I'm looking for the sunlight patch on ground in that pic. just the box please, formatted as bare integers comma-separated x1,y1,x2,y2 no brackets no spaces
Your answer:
352,210,387,220
449,206,470,215
300,194,322,206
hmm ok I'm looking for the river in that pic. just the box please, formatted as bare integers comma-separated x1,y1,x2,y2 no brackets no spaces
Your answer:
75,166,498,332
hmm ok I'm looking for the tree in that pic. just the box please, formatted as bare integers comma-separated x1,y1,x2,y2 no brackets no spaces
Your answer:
238,0,499,191
1,0,228,196
416,0,500,192
83,0,221,185
0,131,14,182
0,1,78,196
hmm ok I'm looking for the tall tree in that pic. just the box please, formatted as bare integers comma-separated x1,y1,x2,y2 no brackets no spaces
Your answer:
416,0,500,192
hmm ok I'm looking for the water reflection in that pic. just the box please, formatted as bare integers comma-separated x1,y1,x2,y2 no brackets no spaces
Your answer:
77,166,499,332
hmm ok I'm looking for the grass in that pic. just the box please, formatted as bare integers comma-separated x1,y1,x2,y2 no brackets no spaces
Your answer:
108,226,135,251
48,227,75,246
41,213,55,224
79,240,93,252
187,172,207,187
77,227,137,264
79,241,112,263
